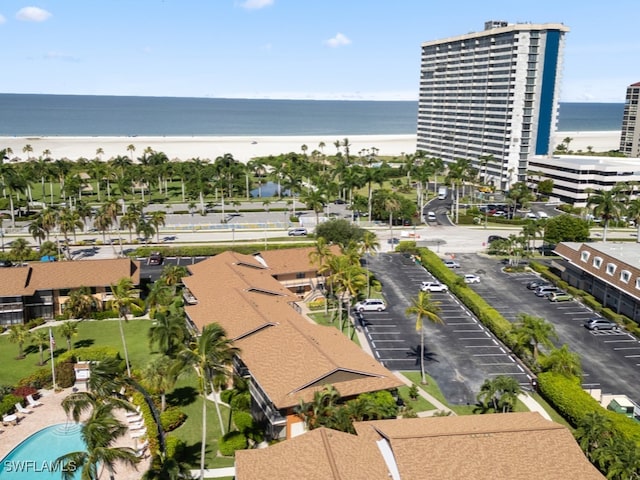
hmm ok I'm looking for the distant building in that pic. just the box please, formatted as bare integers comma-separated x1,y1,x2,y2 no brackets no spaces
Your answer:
235,412,605,480
620,82,640,157
417,21,570,190
527,154,640,207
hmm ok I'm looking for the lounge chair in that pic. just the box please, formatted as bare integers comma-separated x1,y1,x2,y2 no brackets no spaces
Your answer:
130,428,147,439
129,422,145,430
26,395,43,408
127,415,143,423
2,414,18,425
15,403,33,415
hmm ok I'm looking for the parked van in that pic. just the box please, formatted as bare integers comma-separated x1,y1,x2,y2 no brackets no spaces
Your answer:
535,285,558,297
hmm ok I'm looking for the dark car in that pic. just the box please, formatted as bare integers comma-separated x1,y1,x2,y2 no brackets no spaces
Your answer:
526,280,550,290
0,260,13,267
488,235,507,244
584,318,620,331
149,252,164,266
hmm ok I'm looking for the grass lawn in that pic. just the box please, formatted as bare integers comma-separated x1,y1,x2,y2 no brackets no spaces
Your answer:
0,318,154,386
308,311,361,346
397,385,435,412
167,378,235,470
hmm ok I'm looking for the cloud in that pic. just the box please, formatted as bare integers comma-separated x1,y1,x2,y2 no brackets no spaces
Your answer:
0,14,6,24
325,33,351,48
16,6,52,22
237,0,274,10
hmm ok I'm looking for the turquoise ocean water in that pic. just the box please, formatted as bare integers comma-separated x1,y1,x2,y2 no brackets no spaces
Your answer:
0,94,624,137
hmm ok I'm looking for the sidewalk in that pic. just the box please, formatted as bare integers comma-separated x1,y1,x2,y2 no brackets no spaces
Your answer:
517,392,552,420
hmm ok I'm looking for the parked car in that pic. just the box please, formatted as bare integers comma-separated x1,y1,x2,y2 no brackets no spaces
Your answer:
444,260,461,268
535,285,558,297
583,317,620,331
526,280,550,290
548,291,573,302
488,235,506,244
427,211,437,222
420,281,449,293
354,299,387,312
288,227,308,236
148,252,164,266
463,274,480,284
387,237,400,244
0,260,13,267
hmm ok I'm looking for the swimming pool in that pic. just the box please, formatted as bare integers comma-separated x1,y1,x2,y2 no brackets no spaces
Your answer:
0,423,86,479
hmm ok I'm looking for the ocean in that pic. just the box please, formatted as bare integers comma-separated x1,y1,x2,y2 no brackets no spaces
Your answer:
0,94,624,137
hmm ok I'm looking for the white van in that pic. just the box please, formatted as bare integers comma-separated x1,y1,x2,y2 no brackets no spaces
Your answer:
536,211,549,219
427,211,437,222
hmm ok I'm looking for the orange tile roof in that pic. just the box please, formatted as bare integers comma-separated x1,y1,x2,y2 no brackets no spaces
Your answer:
0,258,141,296
236,413,605,480
183,249,402,409
258,245,341,274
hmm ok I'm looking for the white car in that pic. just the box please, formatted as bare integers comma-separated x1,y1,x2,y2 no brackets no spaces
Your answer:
444,260,461,268
464,274,480,284
354,299,387,312
420,281,449,293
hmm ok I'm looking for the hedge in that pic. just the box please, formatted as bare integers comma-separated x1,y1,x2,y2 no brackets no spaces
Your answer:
57,346,120,364
160,406,187,432
218,431,247,456
232,411,254,433
0,394,22,416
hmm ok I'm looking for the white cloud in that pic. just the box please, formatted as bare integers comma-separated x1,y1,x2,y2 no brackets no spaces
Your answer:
237,0,274,10
0,14,6,24
325,33,351,48
16,6,52,22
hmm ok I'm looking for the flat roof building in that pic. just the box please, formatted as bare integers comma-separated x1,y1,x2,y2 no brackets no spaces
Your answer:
417,21,569,190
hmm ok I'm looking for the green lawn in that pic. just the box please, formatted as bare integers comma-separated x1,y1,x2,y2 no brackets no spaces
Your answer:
167,378,235,469
308,311,361,346
0,318,153,386
397,385,435,412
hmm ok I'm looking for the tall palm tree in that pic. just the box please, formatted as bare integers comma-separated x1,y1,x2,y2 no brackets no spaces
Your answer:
405,291,443,384
31,329,50,366
108,277,140,377
160,265,188,294
476,375,522,413
9,237,31,264
586,187,625,242
57,402,139,480
625,197,640,243
149,210,166,244
28,214,47,246
148,309,188,357
174,323,238,479
65,286,98,320
359,231,380,296
511,313,558,364
142,356,178,412
58,320,79,351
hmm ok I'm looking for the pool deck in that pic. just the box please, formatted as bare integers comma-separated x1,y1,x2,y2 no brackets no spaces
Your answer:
0,387,150,479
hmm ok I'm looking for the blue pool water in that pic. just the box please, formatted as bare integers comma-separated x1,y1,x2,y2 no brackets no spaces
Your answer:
0,423,85,479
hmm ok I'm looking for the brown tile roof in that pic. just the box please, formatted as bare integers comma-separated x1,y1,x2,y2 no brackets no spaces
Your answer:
258,245,341,274
356,412,604,480
0,258,141,296
236,413,605,480
235,427,390,480
183,249,402,409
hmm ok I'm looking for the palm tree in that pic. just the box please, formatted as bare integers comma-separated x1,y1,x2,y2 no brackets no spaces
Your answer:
476,375,522,413
405,291,443,384
540,344,582,379
142,356,178,412
149,210,166,244
574,411,615,463
586,187,625,242
28,215,46,246
148,309,187,357
108,277,140,377
142,454,193,480
625,197,640,243
160,265,188,294
65,286,98,319
295,384,341,430
9,237,31,264
58,320,79,351
31,329,50,366
511,313,558,364
174,323,238,479
8,325,31,359
57,402,139,480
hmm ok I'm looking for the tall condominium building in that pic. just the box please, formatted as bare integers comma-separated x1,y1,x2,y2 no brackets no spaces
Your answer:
417,21,570,189
620,82,640,157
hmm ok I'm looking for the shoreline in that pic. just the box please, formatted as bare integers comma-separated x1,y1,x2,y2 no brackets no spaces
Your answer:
0,130,621,163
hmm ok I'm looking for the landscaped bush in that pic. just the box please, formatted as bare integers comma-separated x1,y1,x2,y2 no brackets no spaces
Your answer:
160,406,187,432
220,389,236,405
218,431,248,456
232,411,254,433
92,310,119,320
17,367,52,389
57,346,120,363
164,435,186,460
25,317,46,330
0,394,22,416
55,362,76,388
11,386,38,400
230,391,251,412
307,298,325,311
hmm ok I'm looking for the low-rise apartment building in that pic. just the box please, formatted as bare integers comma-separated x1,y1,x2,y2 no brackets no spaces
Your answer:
0,258,141,326
182,248,402,440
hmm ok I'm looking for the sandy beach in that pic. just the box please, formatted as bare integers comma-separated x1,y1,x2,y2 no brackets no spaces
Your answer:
0,130,621,163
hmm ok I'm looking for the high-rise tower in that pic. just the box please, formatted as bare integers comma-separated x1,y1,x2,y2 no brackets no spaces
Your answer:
620,82,640,157
417,21,570,189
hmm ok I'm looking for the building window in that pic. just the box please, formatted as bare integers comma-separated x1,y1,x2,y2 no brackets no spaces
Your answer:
606,263,617,276
593,257,603,269
296,272,306,279
620,270,631,283
636,278,640,290
580,251,590,262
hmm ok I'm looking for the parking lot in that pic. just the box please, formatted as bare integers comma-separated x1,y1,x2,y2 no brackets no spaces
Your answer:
442,253,640,403
364,253,531,405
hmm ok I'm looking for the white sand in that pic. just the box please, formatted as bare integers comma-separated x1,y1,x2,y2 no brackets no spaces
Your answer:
0,131,621,163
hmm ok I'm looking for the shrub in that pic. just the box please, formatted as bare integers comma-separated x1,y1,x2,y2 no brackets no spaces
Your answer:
55,362,76,388
230,391,251,412
17,367,53,390
12,386,38,400
164,435,185,460
218,431,248,456
25,317,46,330
57,346,120,363
307,298,325,311
220,389,236,405
92,310,119,320
232,411,254,433
0,394,22,416
160,407,187,432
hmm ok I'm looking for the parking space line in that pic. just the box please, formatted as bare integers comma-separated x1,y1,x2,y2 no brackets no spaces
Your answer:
604,339,639,343
465,345,502,348
613,347,640,351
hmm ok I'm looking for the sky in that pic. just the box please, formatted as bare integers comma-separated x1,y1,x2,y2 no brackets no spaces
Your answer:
1,0,639,102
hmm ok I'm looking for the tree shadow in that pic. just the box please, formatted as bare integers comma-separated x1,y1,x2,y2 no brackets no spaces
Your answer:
406,345,439,367
23,345,39,355
178,441,211,468
73,339,94,348
167,386,198,407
